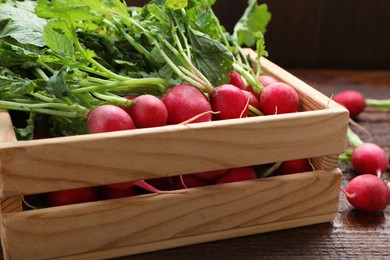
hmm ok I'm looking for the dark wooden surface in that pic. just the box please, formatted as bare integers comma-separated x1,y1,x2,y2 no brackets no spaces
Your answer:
116,69,390,259
128,0,390,70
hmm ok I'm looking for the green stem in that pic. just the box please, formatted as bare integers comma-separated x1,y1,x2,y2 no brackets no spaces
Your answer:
0,100,89,118
34,68,50,81
248,105,263,116
154,44,208,92
365,98,390,110
91,91,133,107
170,28,213,92
71,78,169,94
71,27,130,82
233,62,262,93
259,161,282,178
87,58,129,81
38,62,56,75
339,149,353,163
30,93,60,103
347,127,364,148
111,19,156,67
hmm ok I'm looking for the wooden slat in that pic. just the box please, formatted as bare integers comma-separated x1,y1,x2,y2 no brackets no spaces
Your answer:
1,169,341,260
0,108,348,197
0,110,23,213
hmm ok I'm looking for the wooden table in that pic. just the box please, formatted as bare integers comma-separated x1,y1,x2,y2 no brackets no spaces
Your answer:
120,69,390,259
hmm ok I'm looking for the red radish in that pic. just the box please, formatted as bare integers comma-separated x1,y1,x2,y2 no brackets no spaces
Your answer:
351,142,388,176
144,177,174,191
45,187,99,207
193,169,228,180
119,95,137,114
246,75,278,100
210,84,249,120
276,159,313,175
128,94,168,128
333,90,365,118
259,75,278,87
173,174,214,189
87,104,135,133
99,185,135,200
107,182,134,190
215,166,257,184
341,174,390,212
162,84,212,124
246,84,260,100
259,82,299,115
242,90,260,109
107,180,173,194
228,71,246,90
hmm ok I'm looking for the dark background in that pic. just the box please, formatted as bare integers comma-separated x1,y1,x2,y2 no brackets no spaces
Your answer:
128,0,390,70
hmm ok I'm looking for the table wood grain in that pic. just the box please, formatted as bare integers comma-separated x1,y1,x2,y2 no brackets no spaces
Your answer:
118,69,390,259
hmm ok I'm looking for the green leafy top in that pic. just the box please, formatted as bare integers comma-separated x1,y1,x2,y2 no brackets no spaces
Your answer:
0,0,271,139
233,0,271,46
0,3,46,47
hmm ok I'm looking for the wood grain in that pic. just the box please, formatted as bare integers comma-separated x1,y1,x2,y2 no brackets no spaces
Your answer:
1,170,341,260
113,69,390,260
0,108,347,197
0,110,22,214
0,55,349,197
0,54,349,259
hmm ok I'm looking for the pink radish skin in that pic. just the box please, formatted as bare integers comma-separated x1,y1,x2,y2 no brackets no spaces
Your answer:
341,174,390,212
259,82,299,115
215,167,257,184
276,159,313,175
100,185,135,200
87,105,135,133
119,95,137,114
162,84,212,124
228,71,246,90
173,174,214,189
128,94,168,128
145,177,174,191
333,90,365,118
351,142,388,176
246,84,260,100
246,75,278,100
210,84,249,120
46,187,99,207
193,169,228,180
242,90,260,109
108,180,178,194
259,75,278,87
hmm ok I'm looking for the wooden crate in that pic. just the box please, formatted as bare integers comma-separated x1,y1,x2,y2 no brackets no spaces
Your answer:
0,52,349,259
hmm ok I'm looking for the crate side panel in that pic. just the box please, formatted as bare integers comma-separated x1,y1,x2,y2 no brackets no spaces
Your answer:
1,170,341,260
0,109,347,197
0,110,23,213
56,212,338,260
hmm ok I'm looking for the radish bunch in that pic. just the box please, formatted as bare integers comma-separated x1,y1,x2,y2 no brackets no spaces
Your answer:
42,73,303,207
335,93,390,212
86,73,300,134
341,137,390,212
